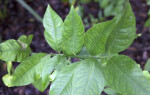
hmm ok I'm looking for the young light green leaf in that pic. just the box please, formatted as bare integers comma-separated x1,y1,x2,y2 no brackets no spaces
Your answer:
32,78,50,92
49,70,58,82
42,55,68,86
105,2,136,53
18,34,33,45
2,74,13,87
104,55,150,95
9,53,47,86
63,6,84,55
43,5,64,52
143,70,150,82
0,40,31,62
144,58,150,71
49,58,105,95
84,19,116,55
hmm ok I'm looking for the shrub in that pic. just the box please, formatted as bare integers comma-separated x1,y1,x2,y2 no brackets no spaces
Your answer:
1,1,150,95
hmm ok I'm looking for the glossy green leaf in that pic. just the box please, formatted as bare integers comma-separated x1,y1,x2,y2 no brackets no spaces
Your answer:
85,2,135,55
32,78,50,92
104,55,150,95
43,5,63,52
9,53,47,86
42,55,68,86
84,19,116,55
106,2,136,53
63,6,84,55
18,34,33,45
0,40,31,62
49,59,105,95
144,59,150,71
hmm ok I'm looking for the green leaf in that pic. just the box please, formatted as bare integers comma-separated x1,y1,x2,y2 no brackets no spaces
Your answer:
49,58,105,95
9,53,47,86
17,34,33,45
104,55,150,95
32,78,50,92
144,18,150,27
105,2,136,53
143,70,150,82
84,2,135,55
144,59,150,71
77,47,91,57
0,39,31,62
42,55,68,86
79,0,91,4
2,74,13,87
84,19,116,55
147,0,150,5
49,70,58,82
43,5,64,52
63,6,85,55
99,0,109,8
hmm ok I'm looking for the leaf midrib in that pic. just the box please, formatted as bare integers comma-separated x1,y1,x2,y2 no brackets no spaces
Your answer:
49,9,58,50
83,60,94,95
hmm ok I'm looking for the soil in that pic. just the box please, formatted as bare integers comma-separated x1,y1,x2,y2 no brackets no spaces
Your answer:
0,0,150,95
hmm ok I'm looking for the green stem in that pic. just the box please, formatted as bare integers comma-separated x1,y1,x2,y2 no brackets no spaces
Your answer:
16,0,43,23
6,61,14,75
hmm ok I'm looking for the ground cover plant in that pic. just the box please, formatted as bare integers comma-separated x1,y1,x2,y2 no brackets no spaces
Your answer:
1,1,150,95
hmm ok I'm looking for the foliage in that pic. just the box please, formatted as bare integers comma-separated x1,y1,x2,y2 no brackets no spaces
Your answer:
1,1,150,95
143,59,150,83
0,0,8,20
62,0,126,28
144,58,150,71
145,0,150,28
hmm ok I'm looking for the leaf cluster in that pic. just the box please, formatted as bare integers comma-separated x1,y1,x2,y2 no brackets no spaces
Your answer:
0,2,150,95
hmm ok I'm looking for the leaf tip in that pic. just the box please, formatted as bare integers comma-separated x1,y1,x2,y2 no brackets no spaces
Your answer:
71,5,75,11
